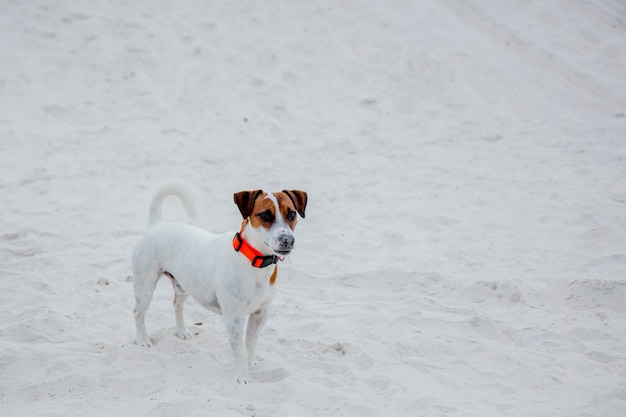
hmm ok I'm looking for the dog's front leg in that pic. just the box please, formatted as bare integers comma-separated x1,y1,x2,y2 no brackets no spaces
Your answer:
246,307,269,366
224,316,251,384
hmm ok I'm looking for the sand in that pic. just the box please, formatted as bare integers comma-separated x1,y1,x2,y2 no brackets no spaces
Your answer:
1,1,625,416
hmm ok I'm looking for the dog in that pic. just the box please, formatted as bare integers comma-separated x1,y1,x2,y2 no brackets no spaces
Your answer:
132,184,307,384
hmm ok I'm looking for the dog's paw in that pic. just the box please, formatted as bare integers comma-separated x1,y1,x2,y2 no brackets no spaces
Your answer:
175,328,194,340
234,371,252,385
236,376,253,385
136,339,153,348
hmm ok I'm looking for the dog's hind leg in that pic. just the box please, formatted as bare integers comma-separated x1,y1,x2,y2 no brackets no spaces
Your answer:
165,272,193,340
133,270,159,347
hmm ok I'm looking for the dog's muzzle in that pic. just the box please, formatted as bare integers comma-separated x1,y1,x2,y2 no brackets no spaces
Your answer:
275,233,295,255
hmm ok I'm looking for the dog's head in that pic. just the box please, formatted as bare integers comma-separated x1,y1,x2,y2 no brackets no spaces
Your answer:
233,190,307,257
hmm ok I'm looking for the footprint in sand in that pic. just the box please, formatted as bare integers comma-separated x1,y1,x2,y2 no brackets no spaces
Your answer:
252,368,290,383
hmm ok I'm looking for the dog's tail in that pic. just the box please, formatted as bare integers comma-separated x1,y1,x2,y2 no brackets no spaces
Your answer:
148,184,199,226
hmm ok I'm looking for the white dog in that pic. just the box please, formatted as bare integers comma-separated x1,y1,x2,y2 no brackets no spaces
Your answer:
132,185,307,383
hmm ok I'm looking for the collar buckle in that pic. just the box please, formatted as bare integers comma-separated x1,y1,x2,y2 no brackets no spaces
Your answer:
252,254,279,268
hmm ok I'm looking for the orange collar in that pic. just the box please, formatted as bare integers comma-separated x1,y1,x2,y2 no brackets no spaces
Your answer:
232,232,280,268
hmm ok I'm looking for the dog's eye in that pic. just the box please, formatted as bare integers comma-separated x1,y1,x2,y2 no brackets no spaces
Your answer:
287,211,297,221
258,211,273,222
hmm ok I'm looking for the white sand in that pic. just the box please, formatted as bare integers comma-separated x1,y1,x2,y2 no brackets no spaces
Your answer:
1,1,625,416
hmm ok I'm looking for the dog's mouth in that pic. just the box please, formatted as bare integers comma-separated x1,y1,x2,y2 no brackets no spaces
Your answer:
274,250,292,256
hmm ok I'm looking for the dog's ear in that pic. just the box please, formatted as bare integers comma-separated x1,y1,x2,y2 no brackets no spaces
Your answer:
233,190,264,219
282,190,307,219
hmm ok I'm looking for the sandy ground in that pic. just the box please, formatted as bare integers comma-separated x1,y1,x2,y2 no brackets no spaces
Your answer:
1,1,625,416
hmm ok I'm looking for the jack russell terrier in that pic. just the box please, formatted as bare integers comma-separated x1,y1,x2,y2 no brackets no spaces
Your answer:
132,185,307,384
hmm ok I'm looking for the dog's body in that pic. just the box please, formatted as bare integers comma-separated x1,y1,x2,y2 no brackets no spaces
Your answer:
132,185,307,384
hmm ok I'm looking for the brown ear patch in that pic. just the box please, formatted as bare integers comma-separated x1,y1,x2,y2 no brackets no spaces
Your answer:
233,190,265,219
282,190,307,219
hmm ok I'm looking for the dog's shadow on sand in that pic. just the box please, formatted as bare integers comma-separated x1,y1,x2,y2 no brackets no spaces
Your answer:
252,367,290,383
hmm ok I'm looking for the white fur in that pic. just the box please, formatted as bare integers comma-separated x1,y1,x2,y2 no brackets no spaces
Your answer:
132,185,296,384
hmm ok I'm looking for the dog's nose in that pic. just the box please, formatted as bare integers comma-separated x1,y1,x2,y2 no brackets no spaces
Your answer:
278,233,295,249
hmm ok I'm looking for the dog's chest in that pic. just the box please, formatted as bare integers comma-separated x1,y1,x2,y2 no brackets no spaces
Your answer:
240,277,275,314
